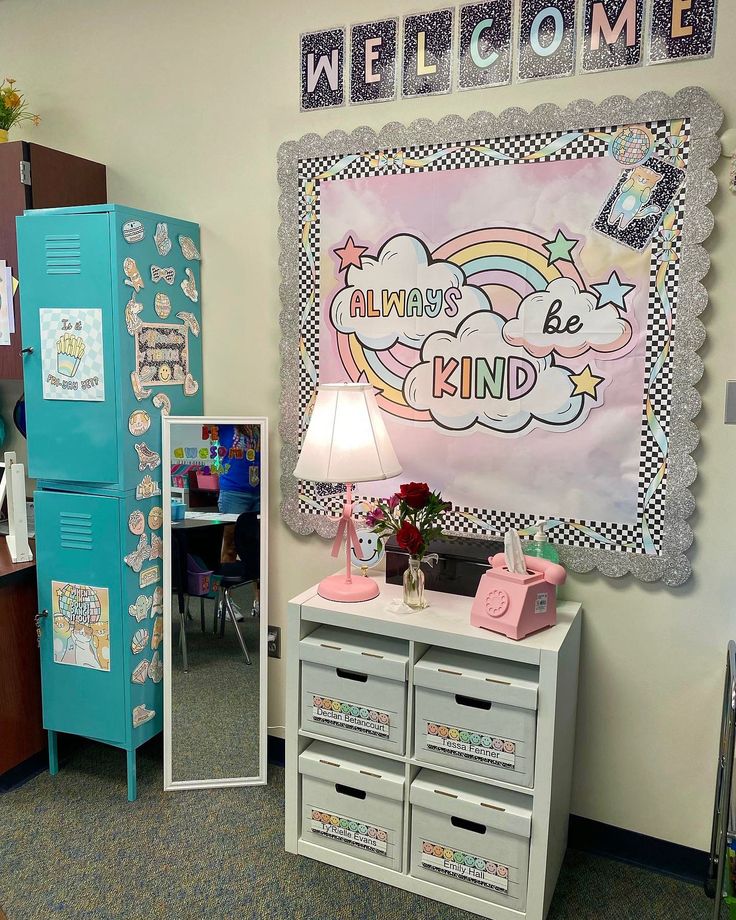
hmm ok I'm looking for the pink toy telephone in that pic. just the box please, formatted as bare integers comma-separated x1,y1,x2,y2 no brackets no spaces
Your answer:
470,553,566,641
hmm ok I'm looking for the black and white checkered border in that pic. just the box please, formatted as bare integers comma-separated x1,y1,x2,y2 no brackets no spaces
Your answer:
296,119,687,555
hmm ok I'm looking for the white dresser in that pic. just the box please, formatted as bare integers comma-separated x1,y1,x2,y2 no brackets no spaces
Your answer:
285,579,581,920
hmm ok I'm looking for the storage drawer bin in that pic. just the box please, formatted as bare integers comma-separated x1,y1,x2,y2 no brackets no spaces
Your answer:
410,769,532,912
300,741,405,871
300,626,409,754
413,648,538,787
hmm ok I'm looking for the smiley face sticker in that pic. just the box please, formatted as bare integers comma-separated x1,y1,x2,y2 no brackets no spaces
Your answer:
148,506,163,530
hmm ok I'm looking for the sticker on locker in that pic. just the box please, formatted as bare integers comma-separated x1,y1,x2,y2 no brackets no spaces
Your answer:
425,721,516,769
312,695,390,738
421,840,509,892
310,807,389,855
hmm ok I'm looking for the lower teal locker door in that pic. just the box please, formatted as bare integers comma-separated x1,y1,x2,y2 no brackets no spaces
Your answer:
35,489,125,744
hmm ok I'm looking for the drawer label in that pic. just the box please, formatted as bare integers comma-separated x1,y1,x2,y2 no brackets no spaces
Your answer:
309,807,388,855
425,721,516,769
421,840,509,892
312,696,390,738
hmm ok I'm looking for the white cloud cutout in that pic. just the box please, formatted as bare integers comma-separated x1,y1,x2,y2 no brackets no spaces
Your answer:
329,234,491,350
503,277,632,359
404,310,591,435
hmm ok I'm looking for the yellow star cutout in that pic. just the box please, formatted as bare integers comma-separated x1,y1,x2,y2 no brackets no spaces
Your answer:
570,365,604,399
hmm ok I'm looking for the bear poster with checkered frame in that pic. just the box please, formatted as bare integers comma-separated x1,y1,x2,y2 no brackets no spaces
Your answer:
279,89,721,585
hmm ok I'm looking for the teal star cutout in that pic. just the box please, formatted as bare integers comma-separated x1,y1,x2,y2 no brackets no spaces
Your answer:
544,230,578,265
592,271,635,311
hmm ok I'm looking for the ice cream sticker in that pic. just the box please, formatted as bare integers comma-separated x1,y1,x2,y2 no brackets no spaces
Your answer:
40,308,105,401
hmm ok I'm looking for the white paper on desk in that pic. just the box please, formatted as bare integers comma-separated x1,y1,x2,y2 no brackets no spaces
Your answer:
0,261,10,345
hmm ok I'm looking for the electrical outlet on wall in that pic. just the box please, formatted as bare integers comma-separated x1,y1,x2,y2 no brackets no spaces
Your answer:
268,626,281,659
725,381,736,424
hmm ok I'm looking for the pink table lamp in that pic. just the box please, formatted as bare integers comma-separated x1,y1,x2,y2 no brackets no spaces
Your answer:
294,383,402,602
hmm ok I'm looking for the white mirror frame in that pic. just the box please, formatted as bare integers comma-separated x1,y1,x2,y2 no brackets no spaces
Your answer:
162,415,269,790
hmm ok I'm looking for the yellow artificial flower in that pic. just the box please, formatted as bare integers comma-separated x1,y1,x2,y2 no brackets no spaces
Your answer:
31,114,41,126
5,77,15,86
4,91,21,109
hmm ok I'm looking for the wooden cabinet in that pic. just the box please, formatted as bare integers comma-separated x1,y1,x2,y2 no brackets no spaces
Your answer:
0,142,106,379
0,538,41,776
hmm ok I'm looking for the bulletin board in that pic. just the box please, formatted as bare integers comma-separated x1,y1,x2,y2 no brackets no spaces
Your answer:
278,89,721,585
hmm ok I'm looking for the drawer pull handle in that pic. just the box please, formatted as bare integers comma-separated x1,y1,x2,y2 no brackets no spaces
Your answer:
438,667,463,676
335,783,367,800
485,677,511,686
455,693,492,710
361,651,384,659
481,802,506,812
434,789,458,798
336,667,368,682
360,769,381,778
451,815,486,835
319,759,341,768
320,643,342,651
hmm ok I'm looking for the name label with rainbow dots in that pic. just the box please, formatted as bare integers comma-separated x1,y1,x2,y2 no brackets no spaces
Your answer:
309,808,389,855
312,695,390,738
421,841,509,892
425,721,516,769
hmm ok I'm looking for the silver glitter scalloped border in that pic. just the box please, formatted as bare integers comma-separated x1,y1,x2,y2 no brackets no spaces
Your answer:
277,87,722,587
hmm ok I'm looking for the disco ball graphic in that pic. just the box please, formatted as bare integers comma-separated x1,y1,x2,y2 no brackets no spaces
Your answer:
610,127,653,166
57,583,103,625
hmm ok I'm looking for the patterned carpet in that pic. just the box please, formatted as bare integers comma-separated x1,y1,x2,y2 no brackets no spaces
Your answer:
0,739,715,920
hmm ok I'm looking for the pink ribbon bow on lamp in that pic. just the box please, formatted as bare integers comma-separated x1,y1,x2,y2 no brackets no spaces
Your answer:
331,490,362,561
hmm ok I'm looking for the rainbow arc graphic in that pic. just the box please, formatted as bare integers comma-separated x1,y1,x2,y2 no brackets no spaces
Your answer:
336,227,585,420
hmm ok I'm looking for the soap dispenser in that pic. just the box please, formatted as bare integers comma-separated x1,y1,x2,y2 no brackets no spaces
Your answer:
525,519,559,563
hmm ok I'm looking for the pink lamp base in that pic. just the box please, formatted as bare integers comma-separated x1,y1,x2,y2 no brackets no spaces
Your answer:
318,572,380,603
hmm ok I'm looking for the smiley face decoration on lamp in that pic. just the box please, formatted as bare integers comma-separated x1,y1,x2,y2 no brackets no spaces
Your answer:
293,383,402,602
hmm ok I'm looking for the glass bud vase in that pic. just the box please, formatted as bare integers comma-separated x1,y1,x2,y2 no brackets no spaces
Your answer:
403,555,427,609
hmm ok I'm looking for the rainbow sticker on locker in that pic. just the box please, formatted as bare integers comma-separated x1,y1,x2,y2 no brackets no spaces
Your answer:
421,840,509,893
425,721,516,770
312,695,390,738
309,808,388,855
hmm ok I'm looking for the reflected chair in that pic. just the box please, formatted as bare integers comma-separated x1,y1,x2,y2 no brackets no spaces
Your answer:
214,511,260,665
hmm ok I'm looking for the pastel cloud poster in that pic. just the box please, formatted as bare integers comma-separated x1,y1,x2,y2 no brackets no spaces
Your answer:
300,121,687,555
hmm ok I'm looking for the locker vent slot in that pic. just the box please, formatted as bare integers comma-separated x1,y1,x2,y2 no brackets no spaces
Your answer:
59,511,93,550
45,234,81,275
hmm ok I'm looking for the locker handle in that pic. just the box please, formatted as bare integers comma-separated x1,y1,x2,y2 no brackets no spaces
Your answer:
455,694,492,710
335,783,367,800
336,667,368,683
20,346,33,356
451,815,486,835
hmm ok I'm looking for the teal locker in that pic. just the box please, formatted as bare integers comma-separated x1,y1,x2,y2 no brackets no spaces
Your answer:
17,204,203,799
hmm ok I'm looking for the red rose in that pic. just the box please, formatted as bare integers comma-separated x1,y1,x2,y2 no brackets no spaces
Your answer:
396,521,424,556
399,481,431,509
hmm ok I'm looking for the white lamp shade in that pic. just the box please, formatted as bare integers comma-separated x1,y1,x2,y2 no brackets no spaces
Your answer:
294,383,402,483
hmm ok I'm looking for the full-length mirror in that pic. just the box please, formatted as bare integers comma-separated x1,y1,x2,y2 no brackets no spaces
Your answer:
162,416,268,789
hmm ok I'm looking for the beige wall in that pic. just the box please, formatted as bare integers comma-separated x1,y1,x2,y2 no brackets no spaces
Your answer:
4,0,735,851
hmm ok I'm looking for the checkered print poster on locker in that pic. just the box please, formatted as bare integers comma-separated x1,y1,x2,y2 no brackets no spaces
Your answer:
279,92,722,584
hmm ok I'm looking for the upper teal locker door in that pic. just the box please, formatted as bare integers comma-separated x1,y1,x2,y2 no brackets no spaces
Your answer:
35,489,125,744
17,209,120,484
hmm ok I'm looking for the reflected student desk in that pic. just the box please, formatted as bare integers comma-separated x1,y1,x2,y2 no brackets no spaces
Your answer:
0,537,43,780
